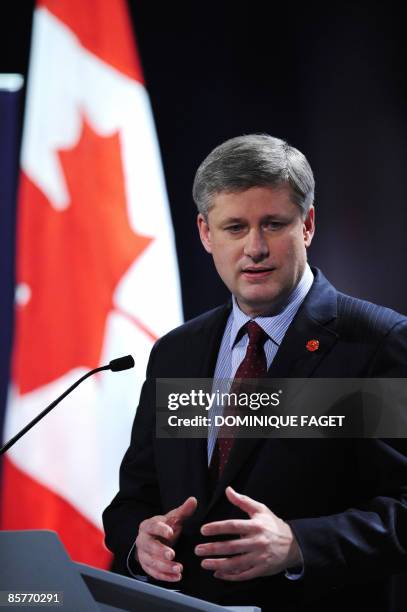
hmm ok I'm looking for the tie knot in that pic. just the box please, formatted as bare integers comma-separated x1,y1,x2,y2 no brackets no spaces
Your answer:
246,321,268,347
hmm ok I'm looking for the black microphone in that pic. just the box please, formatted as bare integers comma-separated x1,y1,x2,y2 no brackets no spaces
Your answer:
0,355,135,455
109,355,134,371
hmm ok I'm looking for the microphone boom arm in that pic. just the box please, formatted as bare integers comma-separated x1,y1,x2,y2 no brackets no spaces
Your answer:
0,355,134,456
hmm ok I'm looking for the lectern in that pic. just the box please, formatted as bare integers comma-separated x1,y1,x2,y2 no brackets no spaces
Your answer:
0,530,260,611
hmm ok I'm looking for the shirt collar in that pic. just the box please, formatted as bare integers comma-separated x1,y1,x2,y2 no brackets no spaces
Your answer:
230,263,314,348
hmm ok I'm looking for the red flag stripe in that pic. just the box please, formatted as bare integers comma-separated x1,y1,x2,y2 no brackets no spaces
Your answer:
37,0,144,83
1,457,111,568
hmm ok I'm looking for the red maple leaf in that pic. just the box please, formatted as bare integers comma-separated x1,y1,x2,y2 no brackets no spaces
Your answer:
13,117,153,394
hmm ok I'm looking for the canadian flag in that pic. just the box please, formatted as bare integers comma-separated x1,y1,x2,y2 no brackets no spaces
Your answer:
0,0,182,568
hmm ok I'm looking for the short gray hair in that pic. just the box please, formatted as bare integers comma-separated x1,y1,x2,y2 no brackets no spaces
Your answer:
192,134,315,219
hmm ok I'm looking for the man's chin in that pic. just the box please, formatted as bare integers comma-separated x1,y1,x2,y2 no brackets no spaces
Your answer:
236,290,284,317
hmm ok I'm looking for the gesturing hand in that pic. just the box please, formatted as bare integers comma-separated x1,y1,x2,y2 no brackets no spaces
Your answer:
136,496,197,582
195,486,302,581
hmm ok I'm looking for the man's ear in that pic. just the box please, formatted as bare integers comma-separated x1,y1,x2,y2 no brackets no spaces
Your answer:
197,213,212,254
303,205,315,248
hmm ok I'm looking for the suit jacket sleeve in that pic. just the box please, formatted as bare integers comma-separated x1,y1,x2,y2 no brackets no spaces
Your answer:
102,341,162,574
288,319,407,590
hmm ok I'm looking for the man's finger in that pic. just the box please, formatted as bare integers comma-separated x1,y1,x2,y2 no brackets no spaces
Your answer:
139,552,182,577
214,564,264,582
225,486,265,516
166,496,198,525
195,536,255,557
139,518,174,540
201,551,257,573
141,558,182,582
201,518,256,537
142,536,175,561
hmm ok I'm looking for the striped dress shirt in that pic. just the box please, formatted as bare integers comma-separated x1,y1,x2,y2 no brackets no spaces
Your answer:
207,263,314,464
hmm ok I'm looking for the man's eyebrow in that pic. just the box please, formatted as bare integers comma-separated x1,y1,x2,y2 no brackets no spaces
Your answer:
261,214,286,220
221,214,286,224
221,217,246,224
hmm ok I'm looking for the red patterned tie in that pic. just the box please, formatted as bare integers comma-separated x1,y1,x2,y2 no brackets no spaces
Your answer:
216,321,268,476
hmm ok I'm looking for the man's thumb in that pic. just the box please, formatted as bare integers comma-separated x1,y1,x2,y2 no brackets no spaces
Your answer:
168,496,197,524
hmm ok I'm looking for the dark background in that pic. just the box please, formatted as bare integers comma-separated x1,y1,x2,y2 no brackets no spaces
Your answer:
1,1,406,320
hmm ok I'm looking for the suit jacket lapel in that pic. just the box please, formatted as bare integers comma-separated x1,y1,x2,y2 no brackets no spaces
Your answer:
268,268,338,379
204,269,340,515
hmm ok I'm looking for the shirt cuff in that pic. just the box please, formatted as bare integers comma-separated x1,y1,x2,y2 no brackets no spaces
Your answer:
285,566,304,581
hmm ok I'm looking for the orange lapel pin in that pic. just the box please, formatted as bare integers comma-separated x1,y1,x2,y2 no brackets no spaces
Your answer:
306,339,320,352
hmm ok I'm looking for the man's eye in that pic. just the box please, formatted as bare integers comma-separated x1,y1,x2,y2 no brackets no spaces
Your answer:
264,221,283,230
225,225,244,233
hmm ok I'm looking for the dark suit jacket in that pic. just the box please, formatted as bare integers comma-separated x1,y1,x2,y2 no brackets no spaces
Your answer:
103,269,407,611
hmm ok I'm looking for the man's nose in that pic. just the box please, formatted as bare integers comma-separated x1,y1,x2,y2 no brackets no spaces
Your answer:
243,229,269,261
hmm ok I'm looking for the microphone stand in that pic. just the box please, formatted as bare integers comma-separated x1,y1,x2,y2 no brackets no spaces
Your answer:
0,356,134,456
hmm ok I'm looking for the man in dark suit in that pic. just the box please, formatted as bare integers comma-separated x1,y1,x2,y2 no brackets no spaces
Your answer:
103,134,407,611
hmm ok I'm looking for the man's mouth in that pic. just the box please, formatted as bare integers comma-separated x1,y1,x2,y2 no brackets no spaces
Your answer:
241,267,275,279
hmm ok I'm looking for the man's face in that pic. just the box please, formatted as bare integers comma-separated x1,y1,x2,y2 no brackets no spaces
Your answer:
197,185,315,317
